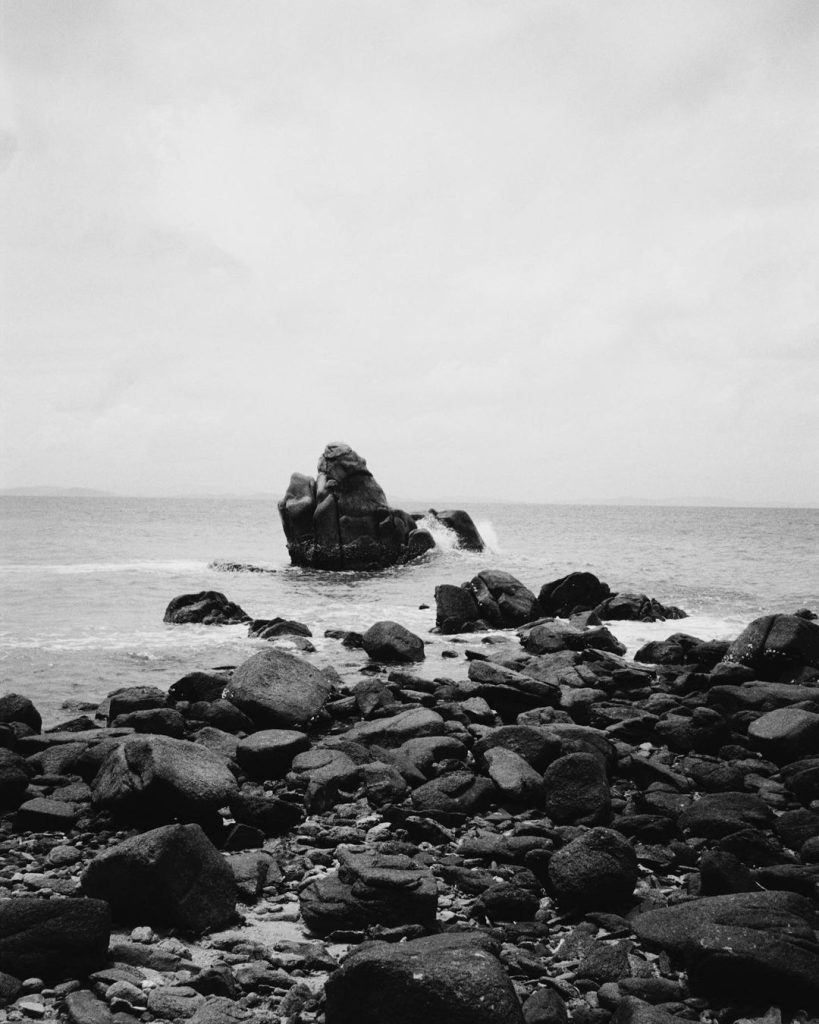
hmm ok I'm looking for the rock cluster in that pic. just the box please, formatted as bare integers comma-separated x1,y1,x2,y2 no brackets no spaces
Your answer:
277,442,483,569
1,607,819,1022
436,570,687,635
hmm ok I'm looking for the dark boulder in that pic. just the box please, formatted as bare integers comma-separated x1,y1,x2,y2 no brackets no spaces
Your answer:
633,890,819,1005
168,672,229,704
747,707,819,763
223,648,332,728
91,734,238,823
594,592,687,622
538,572,611,618
548,827,638,909
325,932,522,1024
679,792,774,839
278,443,431,570
471,570,539,628
80,822,237,934
428,509,485,551
0,748,29,809
543,751,611,825
362,621,425,663
235,729,309,779
434,584,482,634
0,896,111,981
248,617,312,640
0,693,42,732
722,613,819,682
163,591,250,625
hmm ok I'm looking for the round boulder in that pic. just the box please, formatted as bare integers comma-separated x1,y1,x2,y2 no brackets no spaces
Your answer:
224,649,332,728
543,751,611,825
548,827,638,910
362,621,425,663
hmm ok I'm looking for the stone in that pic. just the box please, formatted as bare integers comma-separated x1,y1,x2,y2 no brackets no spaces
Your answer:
223,648,332,728
521,621,625,657
0,694,42,731
362,621,425,663
523,987,569,1024
471,570,539,628
64,989,114,1024
594,593,687,623
168,672,228,703
163,591,250,625
112,708,185,737
0,748,30,809
147,986,205,1020
278,443,426,570
483,747,544,805
345,707,445,748
434,584,482,634
548,828,638,910
235,729,309,779
91,734,238,823
473,725,562,773
543,752,611,826
107,685,167,720
14,796,78,832
633,890,819,1004
410,770,496,816
229,789,304,835
80,823,237,934
299,846,438,936
428,509,485,550
538,572,611,619
679,792,774,839
747,707,819,763
324,932,525,1024
248,617,312,640
722,613,819,682
0,897,111,981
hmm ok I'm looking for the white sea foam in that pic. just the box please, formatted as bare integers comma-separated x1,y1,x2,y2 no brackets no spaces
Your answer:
475,519,501,554
0,559,207,576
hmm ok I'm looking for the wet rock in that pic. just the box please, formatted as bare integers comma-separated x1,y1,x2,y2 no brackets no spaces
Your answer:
80,822,236,934
472,570,539,628
434,584,482,634
781,756,819,805
548,827,638,910
168,672,229,704
163,591,250,625
428,509,485,551
223,648,332,729
278,443,425,570
775,807,819,850
248,617,312,640
299,846,438,936
521,621,625,657
538,572,611,619
0,897,111,981
345,707,445,748
362,621,425,663
391,735,469,785
698,849,755,895
634,634,727,669
0,694,42,732
0,748,30,809
410,770,496,816
543,752,611,825
722,613,819,682
112,708,185,737
235,729,309,779
91,734,238,823
324,932,525,1024
473,725,562,773
633,890,819,1005
594,593,687,623
679,792,774,839
483,747,544,805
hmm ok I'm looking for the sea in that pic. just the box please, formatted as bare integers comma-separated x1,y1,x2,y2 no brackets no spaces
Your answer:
1,497,817,728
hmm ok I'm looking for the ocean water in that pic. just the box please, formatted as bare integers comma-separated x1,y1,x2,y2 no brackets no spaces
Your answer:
1,497,817,727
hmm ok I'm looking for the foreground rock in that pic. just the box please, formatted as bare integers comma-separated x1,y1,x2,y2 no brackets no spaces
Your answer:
325,932,524,1024
164,591,250,625
0,897,111,980
81,823,237,934
224,648,332,728
92,734,238,822
722,613,819,681
278,442,435,570
362,621,425,663
634,890,819,1005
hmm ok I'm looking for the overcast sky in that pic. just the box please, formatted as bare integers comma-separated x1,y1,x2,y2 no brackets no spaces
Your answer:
1,1,817,504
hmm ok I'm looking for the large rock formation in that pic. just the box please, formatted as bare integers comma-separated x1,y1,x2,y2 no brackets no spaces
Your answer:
278,443,483,569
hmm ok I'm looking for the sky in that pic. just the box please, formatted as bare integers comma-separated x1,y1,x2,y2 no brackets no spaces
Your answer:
1,1,817,505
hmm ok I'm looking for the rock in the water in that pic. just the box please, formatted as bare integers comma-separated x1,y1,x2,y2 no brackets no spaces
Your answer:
428,509,485,551
163,591,250,625
91,734,238,822
548,827,638,909
278,443,429,569
633,890,819,1005
722,613,819,681
224,648,332,728
299,846,438,936
0,693,42,731
434,584,482,634
594,593,687,623
324,932,524,1024
0,896,111,981
538,572,611,618
362,621,425,663
80,822,237,934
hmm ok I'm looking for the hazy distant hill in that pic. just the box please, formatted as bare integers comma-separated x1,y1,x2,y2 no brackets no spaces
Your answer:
0,486,118,497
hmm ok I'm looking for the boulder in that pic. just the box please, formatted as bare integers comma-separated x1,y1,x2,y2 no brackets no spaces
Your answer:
91,734,238,822
548,827,638,909
747,707,819,763
299,846,438,936
0,896,111,981
679,792,774,839
434,584,482,634
345,708,445,748
0,693,42,732
410,770,496,817
483,747,544,805
235,729,309,779
224,648,332,728
538,572,611,618
594,593,687,623
428,509,485,551
362,621,425,663
0,748,29,809
168,672,229,704
633,890,819,1004
521,621,625,656
163,591,250,625
248,617,312,640
278,443,431,570
80,822,237,934
543,751,611,825
325,932,524,1024
722,613,819,681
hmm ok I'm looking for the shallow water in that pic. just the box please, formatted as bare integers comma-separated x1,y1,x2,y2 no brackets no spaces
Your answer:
1,497,816,725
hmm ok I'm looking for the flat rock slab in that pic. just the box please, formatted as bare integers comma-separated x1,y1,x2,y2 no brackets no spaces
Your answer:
325,932,525,1024
0,896,111,981
633,890,819,1006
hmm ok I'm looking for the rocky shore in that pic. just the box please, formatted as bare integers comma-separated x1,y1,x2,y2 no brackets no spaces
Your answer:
2,567,819,1024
